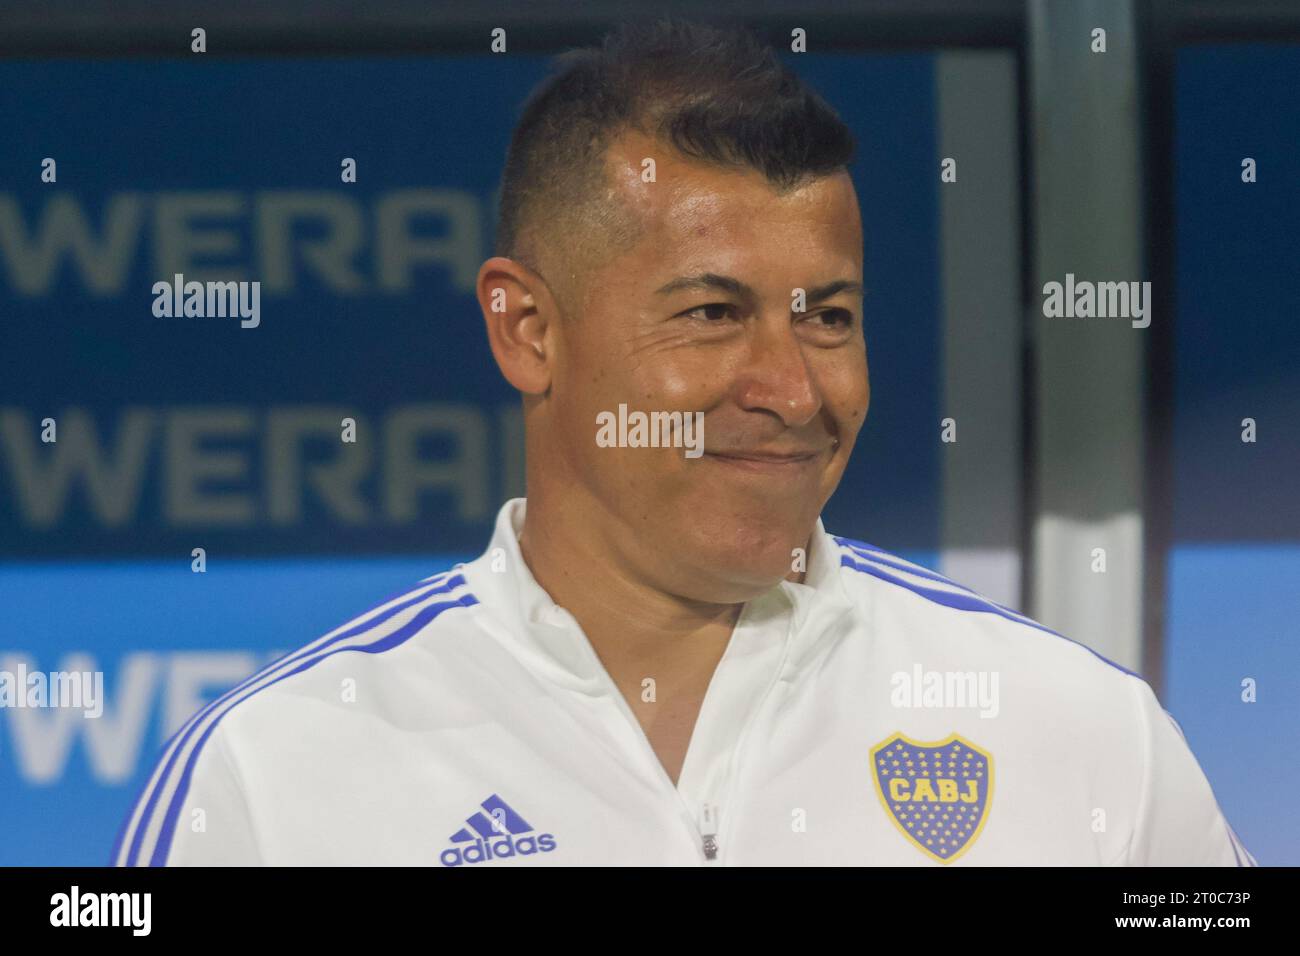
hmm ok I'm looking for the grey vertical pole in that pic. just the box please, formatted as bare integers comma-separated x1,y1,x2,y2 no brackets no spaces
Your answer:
1027,0,1147,671
936,50,1024,611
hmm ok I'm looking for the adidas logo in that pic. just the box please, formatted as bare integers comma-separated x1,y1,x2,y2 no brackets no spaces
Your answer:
439,794,558,867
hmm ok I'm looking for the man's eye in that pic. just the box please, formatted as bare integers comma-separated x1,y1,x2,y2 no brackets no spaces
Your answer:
682,303,739,322
806,309,854,328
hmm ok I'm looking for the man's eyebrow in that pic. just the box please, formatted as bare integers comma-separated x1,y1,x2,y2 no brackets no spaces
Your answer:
653,273,864,303
805,279,865,302
654,273,755,299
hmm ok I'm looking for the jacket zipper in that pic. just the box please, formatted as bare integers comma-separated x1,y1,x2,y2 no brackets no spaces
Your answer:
700,802,720,860
547,602,785,865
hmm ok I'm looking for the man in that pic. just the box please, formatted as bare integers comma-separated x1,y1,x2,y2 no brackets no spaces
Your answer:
115,19,1253,867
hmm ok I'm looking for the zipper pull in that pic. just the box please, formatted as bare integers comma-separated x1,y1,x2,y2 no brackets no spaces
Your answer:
700,803,719,861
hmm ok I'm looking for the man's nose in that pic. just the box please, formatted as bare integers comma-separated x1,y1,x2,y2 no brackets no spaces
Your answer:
731,317,822,428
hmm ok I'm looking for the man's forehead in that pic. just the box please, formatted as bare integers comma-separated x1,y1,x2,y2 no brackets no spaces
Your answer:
602,130,861,252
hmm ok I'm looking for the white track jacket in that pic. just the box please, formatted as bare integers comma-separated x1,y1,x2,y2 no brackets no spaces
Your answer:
115,498,1254,867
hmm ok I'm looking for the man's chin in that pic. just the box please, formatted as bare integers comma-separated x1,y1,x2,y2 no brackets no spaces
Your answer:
668,574,786,606
666,538,807,604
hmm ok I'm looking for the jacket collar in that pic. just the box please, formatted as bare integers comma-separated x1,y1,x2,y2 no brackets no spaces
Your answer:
461,498,858,689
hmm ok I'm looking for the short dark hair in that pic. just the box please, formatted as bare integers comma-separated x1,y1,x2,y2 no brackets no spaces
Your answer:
493,17,856,296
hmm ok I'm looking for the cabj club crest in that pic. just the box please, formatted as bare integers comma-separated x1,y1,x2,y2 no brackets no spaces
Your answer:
871,732,994,864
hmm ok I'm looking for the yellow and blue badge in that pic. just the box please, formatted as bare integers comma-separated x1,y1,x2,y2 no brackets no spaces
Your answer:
871,732,994,864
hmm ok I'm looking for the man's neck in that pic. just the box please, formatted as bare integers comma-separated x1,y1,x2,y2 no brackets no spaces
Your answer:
518,498,743,665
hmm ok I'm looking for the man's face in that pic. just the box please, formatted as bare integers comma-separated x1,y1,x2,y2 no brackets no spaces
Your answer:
542,131,869,602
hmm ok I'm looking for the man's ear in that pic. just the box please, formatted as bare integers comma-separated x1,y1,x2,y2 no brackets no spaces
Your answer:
476,256,556,395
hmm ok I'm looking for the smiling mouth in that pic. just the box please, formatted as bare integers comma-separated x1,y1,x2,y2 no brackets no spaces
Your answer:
702,449,826,472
